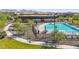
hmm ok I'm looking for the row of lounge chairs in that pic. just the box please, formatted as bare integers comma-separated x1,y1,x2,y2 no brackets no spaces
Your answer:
65,35,79,40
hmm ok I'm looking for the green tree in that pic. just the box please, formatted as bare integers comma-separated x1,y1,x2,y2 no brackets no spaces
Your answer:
0,12,14,28
58,15,65,21
27,19,34,26
13,22,27,35
48,30,66,44
54,31,66,44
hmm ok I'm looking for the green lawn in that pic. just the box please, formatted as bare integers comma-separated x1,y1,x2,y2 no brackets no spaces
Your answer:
0,37,45,49
0,12,14,28
0,20,7,28
0,37,55,49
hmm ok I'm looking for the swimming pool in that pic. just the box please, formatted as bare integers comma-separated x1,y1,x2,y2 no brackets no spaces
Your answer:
45,23,79,33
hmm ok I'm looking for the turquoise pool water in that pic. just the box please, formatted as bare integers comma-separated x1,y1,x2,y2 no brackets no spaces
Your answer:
45,23,79,33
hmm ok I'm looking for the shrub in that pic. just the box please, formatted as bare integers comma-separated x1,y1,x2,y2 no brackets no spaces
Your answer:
0,31,6,39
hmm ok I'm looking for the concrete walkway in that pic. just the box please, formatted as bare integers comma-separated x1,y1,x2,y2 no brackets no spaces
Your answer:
4,23,79,49
57,45,79,49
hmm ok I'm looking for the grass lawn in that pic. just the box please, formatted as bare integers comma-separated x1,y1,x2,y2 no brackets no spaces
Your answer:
0,37,55,49
0,37,54,49
0,37,45,49
0,20,7,28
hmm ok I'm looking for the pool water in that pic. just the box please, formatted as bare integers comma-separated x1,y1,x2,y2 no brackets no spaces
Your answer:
45,23,79,33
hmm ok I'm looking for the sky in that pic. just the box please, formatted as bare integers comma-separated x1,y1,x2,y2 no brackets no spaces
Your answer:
29,9,79,12
0,0,79,12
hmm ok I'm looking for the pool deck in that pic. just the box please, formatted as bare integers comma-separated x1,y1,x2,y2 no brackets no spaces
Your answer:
65,23,79,35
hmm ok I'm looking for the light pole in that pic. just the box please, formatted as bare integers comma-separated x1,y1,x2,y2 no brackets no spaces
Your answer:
53,13,58,43
54,14,56,40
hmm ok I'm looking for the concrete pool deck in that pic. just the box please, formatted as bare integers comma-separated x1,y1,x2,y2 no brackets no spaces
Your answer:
65,23,79,35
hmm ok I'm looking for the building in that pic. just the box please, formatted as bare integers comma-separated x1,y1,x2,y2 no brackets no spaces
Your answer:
15,12,59,22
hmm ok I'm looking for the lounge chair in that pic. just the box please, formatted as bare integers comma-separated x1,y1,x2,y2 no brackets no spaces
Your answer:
66,35,72,40
72,35,77,39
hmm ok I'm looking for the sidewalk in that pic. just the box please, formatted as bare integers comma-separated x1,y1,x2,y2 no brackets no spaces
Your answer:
57,45,79,49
